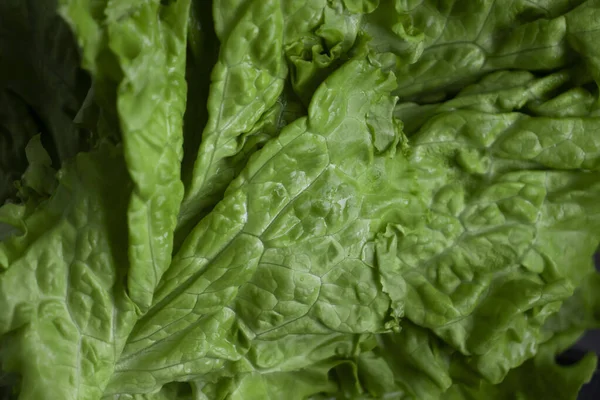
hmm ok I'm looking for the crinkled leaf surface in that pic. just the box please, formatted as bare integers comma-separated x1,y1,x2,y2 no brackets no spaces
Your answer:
60,0,191,310
0,146,138,400
105,59,399,396
177,0,287,240
2,1,600,400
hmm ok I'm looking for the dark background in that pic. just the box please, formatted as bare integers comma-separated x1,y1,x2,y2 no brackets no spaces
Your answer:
573,253,600,399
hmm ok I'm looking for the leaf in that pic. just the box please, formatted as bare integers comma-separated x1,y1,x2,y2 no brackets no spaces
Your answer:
178,0,287,242
104,59,401,396
394,68,600,135
283,0,369,105
17,135,57,201
60,0,191,310
365,0,593,100
443,271,600,400
376,108,600,383
0,146,138,400
3,2,600,399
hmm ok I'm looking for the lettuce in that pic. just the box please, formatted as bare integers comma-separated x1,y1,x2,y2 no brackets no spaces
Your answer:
1,0,600,399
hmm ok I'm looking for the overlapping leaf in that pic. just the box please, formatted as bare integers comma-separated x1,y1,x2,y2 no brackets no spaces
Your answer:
2,1,600,400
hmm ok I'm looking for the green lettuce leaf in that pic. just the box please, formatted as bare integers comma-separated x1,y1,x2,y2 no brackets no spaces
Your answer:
1,0,193,397
177,0,287,241
2,1,600,399
0,145,138,400
103,58,398,396
444,270,600,400
364,0,594,100
60,0,191,310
